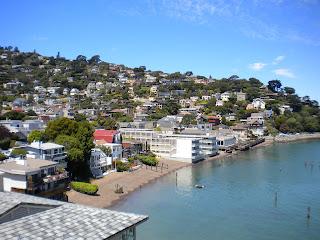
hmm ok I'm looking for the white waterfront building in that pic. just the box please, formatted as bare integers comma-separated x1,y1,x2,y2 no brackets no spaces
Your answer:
89,148,113,178
120,128,218,163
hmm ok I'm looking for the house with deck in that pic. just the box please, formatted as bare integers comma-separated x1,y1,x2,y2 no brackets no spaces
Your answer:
0,157,69,200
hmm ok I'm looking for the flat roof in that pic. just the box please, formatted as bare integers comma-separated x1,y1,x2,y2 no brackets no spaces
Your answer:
29,142,64,150
0,158,57,175
0,192,148,240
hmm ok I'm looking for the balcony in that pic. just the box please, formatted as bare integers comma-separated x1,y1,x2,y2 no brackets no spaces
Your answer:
42,153,67,161
43,172,69,183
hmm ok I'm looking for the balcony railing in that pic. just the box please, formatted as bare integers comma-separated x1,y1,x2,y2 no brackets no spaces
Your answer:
42,153,66,160
43,172,69,183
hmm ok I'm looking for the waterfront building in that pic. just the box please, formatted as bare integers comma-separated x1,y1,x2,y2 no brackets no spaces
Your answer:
247,113,266,137
0,192,148,239
120,128,218,163
89,148,113,178
216,135,237,150
0,158,68,200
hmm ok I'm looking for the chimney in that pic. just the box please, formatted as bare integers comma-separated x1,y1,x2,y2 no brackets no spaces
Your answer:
16,155,27,166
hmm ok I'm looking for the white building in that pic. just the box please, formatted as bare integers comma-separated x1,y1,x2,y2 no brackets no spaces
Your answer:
252,98,266,110
150,85,158,95
216,100,224,107
0,157,68,199
120,128,218,163
202,95,212,101
279,105,293,115
24,142,67,166
70,88,80,96
89,148,113,178
145,74,157,83
221,92,230,102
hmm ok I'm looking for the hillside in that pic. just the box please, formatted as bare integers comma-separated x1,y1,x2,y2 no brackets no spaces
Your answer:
0,46,319,134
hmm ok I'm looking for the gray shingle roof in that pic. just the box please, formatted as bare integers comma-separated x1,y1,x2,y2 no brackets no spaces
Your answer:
0,192,148,240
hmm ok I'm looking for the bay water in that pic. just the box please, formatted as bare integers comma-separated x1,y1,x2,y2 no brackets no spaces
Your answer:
113,141,320,240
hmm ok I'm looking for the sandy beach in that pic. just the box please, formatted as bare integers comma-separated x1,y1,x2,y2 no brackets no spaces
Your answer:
67,134,320,209
67,159,190,208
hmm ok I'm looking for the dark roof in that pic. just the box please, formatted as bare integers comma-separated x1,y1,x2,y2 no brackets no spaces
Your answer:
0,192,148,240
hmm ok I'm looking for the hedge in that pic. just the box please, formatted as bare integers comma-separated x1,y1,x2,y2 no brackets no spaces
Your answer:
116,160,130,172
137,154,159,166
70,181,99,195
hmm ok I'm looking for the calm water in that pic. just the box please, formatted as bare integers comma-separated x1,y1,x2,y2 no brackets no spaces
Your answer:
113,141,320,240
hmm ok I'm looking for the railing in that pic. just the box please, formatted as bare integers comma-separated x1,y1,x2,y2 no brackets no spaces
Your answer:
43,172,69,183
43,153,66,160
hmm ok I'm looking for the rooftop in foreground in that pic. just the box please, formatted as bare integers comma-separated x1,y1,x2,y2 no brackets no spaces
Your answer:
0,192,148,240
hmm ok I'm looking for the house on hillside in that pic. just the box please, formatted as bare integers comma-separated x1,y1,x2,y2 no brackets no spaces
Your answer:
216,100,224,107
221,92,231,102
236,92,246,102
279,105,293,115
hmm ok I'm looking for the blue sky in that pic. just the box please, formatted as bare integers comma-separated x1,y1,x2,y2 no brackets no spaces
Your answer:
1,0,320,101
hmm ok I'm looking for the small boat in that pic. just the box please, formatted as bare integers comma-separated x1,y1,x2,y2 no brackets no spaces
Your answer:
195,184,205,189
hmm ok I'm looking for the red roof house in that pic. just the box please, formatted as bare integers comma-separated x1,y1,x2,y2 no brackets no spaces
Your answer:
93,130,122,144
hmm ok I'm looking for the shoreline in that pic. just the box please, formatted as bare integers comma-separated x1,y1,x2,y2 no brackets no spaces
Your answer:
66,159,191,209
66,133,320,209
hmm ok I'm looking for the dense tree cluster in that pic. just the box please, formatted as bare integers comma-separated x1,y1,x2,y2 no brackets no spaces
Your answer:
28,118,94,179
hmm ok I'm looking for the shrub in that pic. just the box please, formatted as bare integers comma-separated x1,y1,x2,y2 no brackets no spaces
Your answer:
70,181,99,195
116,160,130,172
0,139,11,150
0,153,7,162
137,154,159,166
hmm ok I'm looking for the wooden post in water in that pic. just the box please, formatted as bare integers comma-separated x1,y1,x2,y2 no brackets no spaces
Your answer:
176,172,178,186
307,207,311,219
274,192,278,207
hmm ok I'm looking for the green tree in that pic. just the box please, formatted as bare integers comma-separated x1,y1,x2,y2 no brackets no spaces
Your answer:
27,130,46,143
181,114,197,126
67,148,85,179
45,118,94,179
11,148,28,157
55,135,81,151
268,80,282,93
1,111,26,120
103,118,119,130
45,118,78,141
88,55,101,65
284,87,295,95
